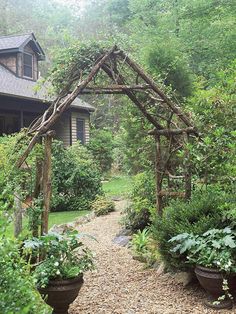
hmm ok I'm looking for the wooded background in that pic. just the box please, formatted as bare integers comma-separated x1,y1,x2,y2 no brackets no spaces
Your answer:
0,0,235,180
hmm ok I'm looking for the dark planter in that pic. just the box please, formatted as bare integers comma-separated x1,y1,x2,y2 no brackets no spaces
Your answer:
195,265,236,309
38,274,84,314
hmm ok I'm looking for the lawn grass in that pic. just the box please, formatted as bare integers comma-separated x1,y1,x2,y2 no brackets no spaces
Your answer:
102,175,133,198
48,210,89,228
5,210,90,238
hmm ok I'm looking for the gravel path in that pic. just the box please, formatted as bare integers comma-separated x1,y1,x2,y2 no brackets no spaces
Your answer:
70,201,235,314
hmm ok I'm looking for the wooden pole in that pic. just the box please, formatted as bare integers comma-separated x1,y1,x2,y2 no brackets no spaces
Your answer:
41,132,53,235
31,157,43,237
155,135,163,215
14,192,23,237
184,133,192,200
118,51,198,134
102,64,164,130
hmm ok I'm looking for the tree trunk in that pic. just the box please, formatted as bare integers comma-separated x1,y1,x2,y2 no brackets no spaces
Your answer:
155,135,163,215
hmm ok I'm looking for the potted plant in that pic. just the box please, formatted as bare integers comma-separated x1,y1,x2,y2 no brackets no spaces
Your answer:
169,227,236,309
23,231,94,314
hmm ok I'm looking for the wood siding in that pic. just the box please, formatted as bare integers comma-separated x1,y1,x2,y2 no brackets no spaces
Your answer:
0,54,17,73
53,114,71,147
71,111,90,145
0,96,92,147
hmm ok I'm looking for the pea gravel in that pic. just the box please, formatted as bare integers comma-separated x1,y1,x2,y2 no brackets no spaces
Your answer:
70,201,235,314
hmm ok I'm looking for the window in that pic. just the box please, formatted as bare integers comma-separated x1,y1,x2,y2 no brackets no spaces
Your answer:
76,119,85,144
23,53,33,78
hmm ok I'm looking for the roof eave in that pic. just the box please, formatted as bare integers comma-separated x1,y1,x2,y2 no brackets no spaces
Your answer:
0,48,19,54
0,91,47,103
0,92,95,112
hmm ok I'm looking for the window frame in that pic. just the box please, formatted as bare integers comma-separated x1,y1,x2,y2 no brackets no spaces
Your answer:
23,52,33,79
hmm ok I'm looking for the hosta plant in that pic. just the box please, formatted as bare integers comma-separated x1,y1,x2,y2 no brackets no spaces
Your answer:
23,231,95,288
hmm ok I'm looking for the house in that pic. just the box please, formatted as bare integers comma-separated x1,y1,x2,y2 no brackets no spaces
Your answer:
0,33,94,146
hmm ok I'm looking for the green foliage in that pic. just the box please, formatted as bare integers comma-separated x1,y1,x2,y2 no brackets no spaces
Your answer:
51,141,102,212
131,228,160,266
169,227,236,272
46,40,110,92
153,188,235,271
27,197,44,234
88,129,114,173
92,195,115,216
23,231,94,288
122,171,156,231
132,228,150,254
0,236,49,313
102,175,133,197
119,104,156,174
188,62,236,185
145,40,194,97
0,133,41,205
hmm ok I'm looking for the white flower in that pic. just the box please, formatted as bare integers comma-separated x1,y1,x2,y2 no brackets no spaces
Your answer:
56,270,60,275
54,262,59,267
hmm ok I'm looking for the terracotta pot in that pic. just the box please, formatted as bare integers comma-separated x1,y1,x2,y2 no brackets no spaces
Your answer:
38,274,84,314
195,265,236,309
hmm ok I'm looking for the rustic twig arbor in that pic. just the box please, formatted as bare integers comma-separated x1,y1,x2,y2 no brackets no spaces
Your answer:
17,45,198,230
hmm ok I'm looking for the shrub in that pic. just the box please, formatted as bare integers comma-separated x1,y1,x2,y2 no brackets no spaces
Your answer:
122,171,156,231
152,187,235,271
51,141,102,212
0,214,49,313
92,195,115,216
87,129,114,173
